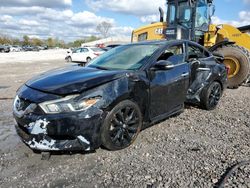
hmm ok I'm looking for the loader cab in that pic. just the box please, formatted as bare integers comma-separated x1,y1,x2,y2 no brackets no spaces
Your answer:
166,0,214,44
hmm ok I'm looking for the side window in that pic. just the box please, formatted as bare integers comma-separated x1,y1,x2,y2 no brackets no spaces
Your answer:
75,48,81,53
157,44,185,65
81,48,89,52
188,44,210,59
138,32,148,41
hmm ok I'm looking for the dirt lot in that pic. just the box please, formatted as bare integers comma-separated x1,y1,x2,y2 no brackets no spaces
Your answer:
0,55,249,187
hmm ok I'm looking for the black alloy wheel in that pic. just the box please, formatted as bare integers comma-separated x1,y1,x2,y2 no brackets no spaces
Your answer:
208,82,221,107
101,100,142,150
201,81,222,110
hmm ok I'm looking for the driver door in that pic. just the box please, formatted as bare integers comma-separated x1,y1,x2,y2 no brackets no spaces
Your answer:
149,43,190,119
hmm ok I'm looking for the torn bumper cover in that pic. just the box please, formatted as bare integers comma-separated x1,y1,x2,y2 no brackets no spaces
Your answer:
13,86,104,152
15,124,93,151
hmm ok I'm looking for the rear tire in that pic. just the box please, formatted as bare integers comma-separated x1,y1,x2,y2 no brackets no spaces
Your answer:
86,57,91,64
101,100,142,151
200,81,222,110
215,45,250,88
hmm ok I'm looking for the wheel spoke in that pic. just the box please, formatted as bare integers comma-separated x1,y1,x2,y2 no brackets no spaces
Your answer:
127,118,139,125
124,107,130,120
215,96,220,100
112,130,121,142
112,117,122,126
124,129,132,143
127,110,135,121
116,110,125,123
215,88,220,94
120,132,124,141
110,126,120,136
127,126,138,133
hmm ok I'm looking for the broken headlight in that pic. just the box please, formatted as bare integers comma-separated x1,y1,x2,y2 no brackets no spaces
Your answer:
39,95,100,114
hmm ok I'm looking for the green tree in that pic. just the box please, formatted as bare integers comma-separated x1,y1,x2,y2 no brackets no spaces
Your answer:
32,38,43,46
86,35,100,42
23,35,30,45
55,39,66,48
73,39,85,47
12,38,21,45
0,34,12,45
46,37,55,48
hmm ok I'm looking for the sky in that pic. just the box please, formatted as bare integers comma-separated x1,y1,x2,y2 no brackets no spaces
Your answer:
0,0,249,42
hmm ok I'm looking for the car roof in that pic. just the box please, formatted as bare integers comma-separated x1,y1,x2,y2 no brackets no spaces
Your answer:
81,47,98,49
125,39,201,46
125,39,209,52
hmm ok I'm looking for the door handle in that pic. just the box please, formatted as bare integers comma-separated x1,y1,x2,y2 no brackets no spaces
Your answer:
181,72,189,77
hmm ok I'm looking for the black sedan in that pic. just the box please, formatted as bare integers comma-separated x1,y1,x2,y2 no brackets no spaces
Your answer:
13,40,227,152
0,45,10,53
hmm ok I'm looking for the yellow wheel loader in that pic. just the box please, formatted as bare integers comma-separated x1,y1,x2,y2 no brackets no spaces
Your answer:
132,0,250,88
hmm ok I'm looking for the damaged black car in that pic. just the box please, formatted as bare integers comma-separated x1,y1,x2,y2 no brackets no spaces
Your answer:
13,40,227,152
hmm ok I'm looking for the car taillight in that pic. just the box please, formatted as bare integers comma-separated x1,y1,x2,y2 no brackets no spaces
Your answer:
94,53,100,56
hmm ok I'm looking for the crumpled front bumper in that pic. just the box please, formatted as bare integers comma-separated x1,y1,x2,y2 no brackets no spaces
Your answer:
15,124,92,151
14,107,104,152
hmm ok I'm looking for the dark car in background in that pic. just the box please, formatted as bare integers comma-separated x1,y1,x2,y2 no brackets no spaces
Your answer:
0,44,10,53
13,40,227,152
22,45,39,51
103,44,121,51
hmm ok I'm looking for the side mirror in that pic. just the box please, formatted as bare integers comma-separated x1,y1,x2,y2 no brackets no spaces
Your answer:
154,60,174,70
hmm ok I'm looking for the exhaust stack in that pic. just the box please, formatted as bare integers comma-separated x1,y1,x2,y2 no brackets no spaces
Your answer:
159,7,164,22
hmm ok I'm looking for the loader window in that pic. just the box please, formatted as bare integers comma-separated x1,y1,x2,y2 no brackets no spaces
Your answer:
158,44,185,65
168,4,176,25
195,0,209,28
138,32,148,41
188,44,210,59
179,2,191,28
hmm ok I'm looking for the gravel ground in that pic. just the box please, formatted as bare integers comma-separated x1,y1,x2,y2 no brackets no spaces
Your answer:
0,59,249,188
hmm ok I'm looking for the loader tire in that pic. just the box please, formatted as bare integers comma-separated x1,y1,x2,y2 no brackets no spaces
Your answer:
215,45,250,88
239,47,250,84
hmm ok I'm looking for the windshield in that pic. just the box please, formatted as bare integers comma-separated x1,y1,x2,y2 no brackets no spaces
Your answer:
87,44,160,70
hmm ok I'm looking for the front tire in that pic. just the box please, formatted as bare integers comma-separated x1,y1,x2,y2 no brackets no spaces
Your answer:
67,56,72,62
101,100,142,150
200,81,222,110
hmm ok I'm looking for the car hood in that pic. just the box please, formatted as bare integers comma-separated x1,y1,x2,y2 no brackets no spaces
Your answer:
26,65,127,95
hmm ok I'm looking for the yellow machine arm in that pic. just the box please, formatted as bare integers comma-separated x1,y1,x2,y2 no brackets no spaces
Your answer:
205,24,250,50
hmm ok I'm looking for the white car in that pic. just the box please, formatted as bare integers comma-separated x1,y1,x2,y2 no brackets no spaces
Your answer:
10,45,22,52
66,47,105,63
